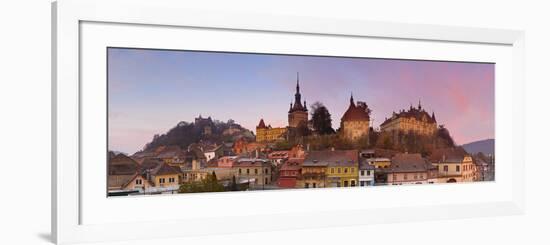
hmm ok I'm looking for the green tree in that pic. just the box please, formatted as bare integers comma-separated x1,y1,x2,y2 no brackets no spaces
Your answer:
436,125,455,147
178,172,225,193
310,102,335,135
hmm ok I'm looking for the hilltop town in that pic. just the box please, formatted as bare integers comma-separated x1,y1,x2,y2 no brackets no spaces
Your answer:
108,75,495,195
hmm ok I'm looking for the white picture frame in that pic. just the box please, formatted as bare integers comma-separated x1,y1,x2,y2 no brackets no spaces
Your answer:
52,0,525,244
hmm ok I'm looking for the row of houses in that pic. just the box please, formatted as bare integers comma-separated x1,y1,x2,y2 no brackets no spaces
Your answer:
108,142,494,195
275,147,494,189
108,142,278,195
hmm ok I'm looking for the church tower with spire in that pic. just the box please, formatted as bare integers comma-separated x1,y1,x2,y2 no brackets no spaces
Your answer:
288,73,309,128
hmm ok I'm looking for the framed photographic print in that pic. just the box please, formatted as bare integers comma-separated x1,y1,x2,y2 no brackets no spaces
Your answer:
52,0,525,244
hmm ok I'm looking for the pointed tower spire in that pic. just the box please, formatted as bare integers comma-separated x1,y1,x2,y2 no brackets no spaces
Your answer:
296,72,300,93
350,92,355,105
418,99,422,110
258,118,266,128
432,111,436,121
293,72,303,110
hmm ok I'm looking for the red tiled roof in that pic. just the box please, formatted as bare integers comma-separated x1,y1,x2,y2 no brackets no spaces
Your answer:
341,97,370,122
304,150,358,167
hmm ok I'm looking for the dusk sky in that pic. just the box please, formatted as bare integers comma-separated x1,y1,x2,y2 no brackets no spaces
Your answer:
108,48,494,154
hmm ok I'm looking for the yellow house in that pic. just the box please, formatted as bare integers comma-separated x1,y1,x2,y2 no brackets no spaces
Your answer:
297,160,327,188
123,174,154,191
140,159,182,193
151,164,181,188
430,148,476,183
306,150,359,187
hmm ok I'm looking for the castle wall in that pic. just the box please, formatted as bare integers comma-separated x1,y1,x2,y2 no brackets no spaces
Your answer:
342,121,370,142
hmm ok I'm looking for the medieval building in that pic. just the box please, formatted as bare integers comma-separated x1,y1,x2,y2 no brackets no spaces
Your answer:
288,74,308,128
194,115,214,135
255,118,288,143
380,101,437,135
340,94,371,142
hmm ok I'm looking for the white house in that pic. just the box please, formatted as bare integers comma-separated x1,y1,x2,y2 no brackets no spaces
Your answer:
359,160,375,186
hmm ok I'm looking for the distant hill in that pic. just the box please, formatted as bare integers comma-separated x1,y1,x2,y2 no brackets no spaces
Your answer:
461,139,494,156
141,117,254,153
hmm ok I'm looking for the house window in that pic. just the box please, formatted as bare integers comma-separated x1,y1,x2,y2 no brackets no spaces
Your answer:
393,174,397,181
135,179,142,185
351,180,356,187
331,168,335,174
361,170,365,176
404,174,408,180
265,168,268,174
443,165,449,172
344,168,348,173
367,170,371,176
413,174,417,180
265,177,268,184
313,183,317,188
247,169,250,174
254,169,258,174
351,168,354,173
456,165,460,172
239,168,242,174
338,168,341,173
159,178,165,183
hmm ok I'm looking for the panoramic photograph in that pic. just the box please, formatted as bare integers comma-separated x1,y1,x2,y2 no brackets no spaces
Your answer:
107,47,495,196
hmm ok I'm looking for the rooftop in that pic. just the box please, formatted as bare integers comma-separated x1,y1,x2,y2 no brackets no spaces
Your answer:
380,102,436,126
304,150,358,167
388,153,431,173
341,95,370,122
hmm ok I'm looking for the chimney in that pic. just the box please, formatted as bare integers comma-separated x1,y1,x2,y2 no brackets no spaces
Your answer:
255,149,259,158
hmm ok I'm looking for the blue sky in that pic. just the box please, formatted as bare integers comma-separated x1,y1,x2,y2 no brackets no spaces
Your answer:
108,48,494,154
